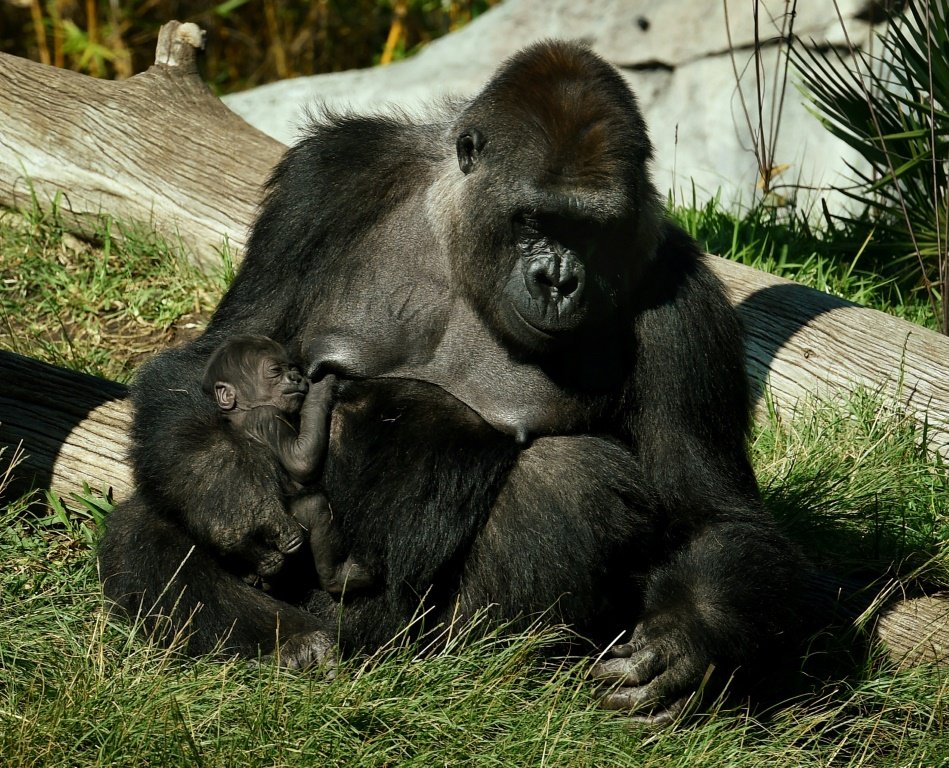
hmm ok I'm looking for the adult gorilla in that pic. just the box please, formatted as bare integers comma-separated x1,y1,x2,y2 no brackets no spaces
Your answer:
99,40,808,720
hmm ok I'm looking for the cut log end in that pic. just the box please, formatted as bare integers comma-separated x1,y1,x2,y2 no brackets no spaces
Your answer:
875,593,949,669
154,21,206,72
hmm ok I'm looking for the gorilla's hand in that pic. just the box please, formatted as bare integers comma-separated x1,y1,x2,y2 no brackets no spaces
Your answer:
268,629,338,677
215,511,307,578
591,619,711,725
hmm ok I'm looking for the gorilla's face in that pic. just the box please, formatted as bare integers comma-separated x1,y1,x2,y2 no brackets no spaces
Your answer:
498,214,593,349
448,201,632,359
447,45,661,360
451,136,634,357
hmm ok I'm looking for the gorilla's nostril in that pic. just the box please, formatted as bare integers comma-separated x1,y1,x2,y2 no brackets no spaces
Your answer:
559,275,579,296
535,271,555,288
528,260,580,298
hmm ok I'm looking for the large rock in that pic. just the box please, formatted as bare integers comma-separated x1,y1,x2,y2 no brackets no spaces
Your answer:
223,0,886,208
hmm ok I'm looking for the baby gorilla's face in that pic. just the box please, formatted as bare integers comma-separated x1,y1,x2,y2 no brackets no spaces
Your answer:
257,352,308,415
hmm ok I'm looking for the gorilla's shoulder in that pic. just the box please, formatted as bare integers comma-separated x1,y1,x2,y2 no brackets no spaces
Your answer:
244,110,446,264
272,110,445,203
645,220,727,307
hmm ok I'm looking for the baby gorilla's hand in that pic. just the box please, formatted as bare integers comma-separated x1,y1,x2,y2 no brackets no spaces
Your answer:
207,507,307,578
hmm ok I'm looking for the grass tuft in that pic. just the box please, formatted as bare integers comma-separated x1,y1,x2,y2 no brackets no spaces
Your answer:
0,202,226,383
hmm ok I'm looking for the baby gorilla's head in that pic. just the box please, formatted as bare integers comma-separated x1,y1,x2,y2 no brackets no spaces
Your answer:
203,335,308,416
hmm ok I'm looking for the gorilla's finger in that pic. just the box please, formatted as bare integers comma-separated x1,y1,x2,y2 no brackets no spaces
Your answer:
598,678,662,712
261,517,307,555
591,646,663,686
628,695,689,726
270,629,338,678
608,643,634,658
249,547,286,578
608,634,648,658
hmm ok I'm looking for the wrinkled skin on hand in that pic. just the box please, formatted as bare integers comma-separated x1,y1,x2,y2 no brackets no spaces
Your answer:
592,627,707,724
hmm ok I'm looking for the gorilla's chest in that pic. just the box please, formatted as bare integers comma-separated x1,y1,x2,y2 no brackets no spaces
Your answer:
384,301,614,439
307,277,620,439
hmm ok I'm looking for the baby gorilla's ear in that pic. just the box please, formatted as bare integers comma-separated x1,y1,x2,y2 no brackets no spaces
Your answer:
214,381,238,411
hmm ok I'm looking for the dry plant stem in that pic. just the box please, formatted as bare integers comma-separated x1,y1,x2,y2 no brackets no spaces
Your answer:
753,1,767,187
765,0,796,179
381,0,409,65
86,0,99,77
724,0,758,181
49,0,65,70
724,0,796,196
920,0,949,335
28,0,49,66
264,0,289,80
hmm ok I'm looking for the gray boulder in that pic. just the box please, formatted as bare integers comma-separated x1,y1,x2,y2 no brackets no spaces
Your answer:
223,0,886,209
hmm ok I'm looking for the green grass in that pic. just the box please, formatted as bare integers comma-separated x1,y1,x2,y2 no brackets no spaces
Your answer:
1,399,946,767
0,202,226,383
670,197,940,331
0,203,947,765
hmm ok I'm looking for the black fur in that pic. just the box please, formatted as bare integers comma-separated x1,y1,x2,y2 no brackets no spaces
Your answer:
99,40,809,717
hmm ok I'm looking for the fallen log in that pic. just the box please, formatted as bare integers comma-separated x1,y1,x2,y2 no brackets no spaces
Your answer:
0,351,131,502
0,23,947,665
0,349,946,668
0,22,284,271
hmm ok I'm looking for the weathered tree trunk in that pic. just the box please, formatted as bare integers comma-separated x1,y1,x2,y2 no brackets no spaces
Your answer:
0,22,284,270
0,23,947,665
717,257,949,459
876,592,949,668
0,352,131,503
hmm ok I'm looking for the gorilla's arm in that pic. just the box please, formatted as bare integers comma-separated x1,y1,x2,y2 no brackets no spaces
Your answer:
245,375,336,484
99,492,337,669
319,379,524,649
593,226,809,718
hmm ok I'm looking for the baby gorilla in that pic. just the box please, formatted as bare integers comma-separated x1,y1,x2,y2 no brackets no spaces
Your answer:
203,335,371,594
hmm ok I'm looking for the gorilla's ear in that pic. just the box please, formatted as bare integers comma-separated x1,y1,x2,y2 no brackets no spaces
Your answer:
456,129,485,174
214,382,237,411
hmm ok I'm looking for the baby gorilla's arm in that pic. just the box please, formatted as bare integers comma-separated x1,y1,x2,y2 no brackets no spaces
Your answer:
246,375,336,484
278,374,336,483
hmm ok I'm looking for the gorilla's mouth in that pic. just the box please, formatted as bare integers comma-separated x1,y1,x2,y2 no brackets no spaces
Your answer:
504,297,587,344
510,303,558,339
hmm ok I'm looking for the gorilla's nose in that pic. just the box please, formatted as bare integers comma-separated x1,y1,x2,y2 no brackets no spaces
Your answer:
526,253,584,304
